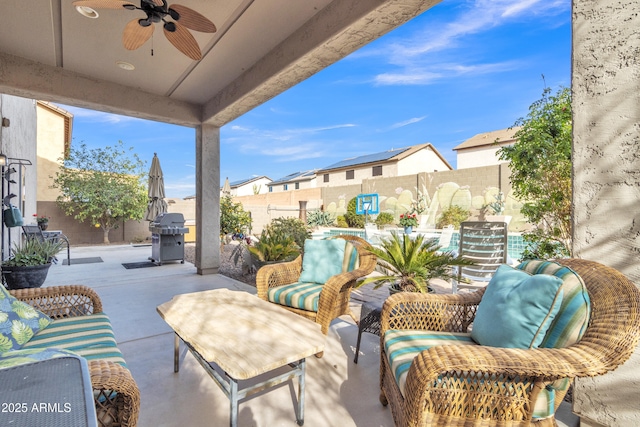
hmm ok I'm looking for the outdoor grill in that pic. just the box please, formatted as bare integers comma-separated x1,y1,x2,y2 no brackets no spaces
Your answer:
149,213,189,265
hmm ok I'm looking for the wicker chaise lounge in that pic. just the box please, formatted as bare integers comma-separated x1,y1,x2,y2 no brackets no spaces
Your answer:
379,258,640,427
256,235,377,336
8,285,140,427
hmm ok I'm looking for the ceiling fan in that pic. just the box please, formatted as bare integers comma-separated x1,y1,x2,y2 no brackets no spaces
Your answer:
72,0,216,60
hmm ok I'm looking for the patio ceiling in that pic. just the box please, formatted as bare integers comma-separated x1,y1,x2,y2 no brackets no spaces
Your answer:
0,0,440,128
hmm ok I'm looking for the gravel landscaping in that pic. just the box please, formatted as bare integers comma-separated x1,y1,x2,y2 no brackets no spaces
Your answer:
184,243,257,286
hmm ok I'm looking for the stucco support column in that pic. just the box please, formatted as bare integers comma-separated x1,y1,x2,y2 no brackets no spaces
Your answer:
572,0,640,425
195,124,220,275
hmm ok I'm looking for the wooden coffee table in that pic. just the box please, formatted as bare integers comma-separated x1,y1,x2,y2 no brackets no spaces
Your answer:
157,289,325,426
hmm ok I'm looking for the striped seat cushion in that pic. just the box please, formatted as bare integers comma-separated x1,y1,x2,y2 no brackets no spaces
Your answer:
383,330,476,397
516,260,591,348
21,313,126,367
342,241,360,273
516,260,591,419
267,282,323,312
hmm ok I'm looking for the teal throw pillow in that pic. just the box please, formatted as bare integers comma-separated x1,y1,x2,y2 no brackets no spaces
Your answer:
299,239,346,284
471,264,564,349
0,286,52,352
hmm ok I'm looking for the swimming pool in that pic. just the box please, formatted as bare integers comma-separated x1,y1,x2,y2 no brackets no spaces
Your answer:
316,228,525,261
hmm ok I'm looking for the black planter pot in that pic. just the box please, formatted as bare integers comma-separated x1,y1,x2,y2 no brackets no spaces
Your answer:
2,263,52,290
389,281,436,295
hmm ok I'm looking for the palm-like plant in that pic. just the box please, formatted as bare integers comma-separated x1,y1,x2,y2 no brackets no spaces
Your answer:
245,225,300,267
359,232,473,293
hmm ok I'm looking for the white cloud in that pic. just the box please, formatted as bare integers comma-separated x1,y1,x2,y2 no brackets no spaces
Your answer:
368,0,568,85
225,123,358,162
389,116,427,129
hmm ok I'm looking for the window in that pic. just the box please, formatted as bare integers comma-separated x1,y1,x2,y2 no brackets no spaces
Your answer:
324,174,329,183
268,186,273,193
295,182,300,190
346,170,354,180
372,165,382,176
283,184,288,191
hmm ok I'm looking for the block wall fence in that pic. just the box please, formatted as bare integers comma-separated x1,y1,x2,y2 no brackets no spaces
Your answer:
36,163,525,244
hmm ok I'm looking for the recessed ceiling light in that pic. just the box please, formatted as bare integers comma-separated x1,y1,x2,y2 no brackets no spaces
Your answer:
116,61,135,71
76,6,99,19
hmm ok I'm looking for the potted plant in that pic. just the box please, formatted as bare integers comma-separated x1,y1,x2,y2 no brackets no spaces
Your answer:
357,232,473,293
33,214,50,231
398,212,418,234
2,239,63,289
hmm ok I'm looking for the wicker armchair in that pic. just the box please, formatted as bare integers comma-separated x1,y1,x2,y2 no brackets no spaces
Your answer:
10,285,140,427
379,259,640,427
256,235,377,335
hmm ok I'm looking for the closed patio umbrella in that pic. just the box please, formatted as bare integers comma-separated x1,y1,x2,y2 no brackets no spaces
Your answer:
145,153,168,221
222,177,231,195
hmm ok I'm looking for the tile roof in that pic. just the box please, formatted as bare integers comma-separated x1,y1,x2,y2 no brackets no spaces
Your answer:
453,127,521,151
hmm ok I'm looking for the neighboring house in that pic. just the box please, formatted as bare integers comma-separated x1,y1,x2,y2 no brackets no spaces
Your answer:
268,170,317,193
454,127,521,169
229,176,271,196
36,101,73,202
316,143,451,187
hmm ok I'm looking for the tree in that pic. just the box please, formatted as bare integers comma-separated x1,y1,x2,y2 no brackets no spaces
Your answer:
52,141,148,244
497,86,572,258
219,195,252,239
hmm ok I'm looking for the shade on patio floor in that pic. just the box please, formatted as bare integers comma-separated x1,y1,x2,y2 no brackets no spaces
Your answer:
42,244,578,427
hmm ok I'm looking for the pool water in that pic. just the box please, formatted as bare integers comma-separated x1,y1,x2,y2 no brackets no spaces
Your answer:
318,229,525,262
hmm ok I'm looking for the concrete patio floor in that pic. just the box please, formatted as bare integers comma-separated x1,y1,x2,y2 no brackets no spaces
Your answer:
41,244,578,427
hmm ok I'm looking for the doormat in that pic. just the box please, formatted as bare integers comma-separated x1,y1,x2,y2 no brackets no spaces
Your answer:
122,262,159,269
63,257,103,265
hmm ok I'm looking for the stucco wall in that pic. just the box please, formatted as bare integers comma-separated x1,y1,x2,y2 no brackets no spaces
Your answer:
397,147,450,173
36,103,65,202
572,0,640,425
457,146,506,169
234,177,271,196
0,94,37,258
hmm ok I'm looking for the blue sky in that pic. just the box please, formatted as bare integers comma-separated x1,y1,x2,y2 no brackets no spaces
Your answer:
62,0,571,199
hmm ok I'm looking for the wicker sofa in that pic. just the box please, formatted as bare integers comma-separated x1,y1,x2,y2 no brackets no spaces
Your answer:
3,285,140,427
379,258,640,427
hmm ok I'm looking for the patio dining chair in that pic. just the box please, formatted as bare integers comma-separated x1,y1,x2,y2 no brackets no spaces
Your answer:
22,225,71,265
256,235,377,339
378,258,640,427
451,221,507,292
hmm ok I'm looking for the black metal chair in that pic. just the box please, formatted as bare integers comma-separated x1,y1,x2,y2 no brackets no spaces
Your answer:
22,225,71,265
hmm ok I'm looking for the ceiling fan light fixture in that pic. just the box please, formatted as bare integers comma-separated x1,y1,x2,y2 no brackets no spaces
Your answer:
75,5,99,19
116,61,135,71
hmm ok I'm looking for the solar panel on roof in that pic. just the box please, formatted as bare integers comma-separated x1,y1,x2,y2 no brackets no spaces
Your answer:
320,147,411,170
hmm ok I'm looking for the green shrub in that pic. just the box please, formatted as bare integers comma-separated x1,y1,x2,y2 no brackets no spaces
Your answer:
306,210,335,227
374,212,395,227
336,216,348,228
345,197,365,228
269,217,310,251
436,205,470,229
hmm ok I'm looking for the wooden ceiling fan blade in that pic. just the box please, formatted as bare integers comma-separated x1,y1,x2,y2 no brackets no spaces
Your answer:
72,0,135,9
123,19,154,50
163,22,202,60
168,4,216,33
